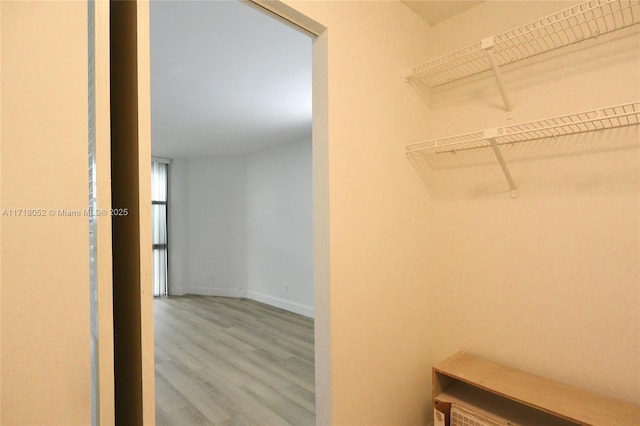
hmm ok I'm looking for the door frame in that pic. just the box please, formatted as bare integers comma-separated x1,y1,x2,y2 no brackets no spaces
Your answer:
100,0,330,424
244,2,331,423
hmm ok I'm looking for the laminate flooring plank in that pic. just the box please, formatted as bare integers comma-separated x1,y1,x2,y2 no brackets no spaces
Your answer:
278,384,316,414
242,380,316,426
216,298,312,335
195,361,294,425
206,343,293,390
155,407,174,426
165,406,215,426
261,328,314,355
189,297,254,322
224,325,297,360
154,296,315,426
242,349,315,394
178,340,254,387
279,355,316,380
170,298,243,329
156,360,234,424
167,312,258,355
167,301,285,358
163,303,226,333
217,414,262,426
158,340,210,373
257,328,315,362
193,298,267,330
154,345,171,364
155,374,191,414
258,316,315,343
159,303,229,341
167,298,247,334
209,329,259,354
240,299,314,330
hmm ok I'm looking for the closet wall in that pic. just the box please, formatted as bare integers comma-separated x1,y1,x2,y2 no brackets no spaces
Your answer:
419,0,639,404
1,0,635,423
280,0,638,423
275,1,438,424
1,2,91,423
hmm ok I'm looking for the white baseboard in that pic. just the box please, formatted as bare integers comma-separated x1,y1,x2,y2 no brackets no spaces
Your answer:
246,290,314,318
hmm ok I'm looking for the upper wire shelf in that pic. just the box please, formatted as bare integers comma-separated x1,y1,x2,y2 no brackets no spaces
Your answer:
406,101,640,155
407,0,640,87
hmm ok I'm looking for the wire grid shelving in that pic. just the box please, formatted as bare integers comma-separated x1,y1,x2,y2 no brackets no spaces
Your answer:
407,0,640,87
406,101,640,156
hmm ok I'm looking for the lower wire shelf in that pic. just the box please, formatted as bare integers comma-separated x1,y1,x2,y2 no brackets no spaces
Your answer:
406,101,640,196
407,101,640,155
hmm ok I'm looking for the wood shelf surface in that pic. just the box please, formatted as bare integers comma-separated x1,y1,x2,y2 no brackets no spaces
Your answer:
436,382,576,426
434,352,640,426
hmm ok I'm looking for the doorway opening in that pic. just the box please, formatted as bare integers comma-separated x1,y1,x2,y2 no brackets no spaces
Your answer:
148,1,322,424
109,1,328,424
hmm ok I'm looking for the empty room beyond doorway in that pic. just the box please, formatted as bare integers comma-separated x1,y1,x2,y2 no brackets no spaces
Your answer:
149,0,315,424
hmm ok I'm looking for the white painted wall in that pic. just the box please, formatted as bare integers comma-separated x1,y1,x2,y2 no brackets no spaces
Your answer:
167,157,189,295
246,140,313,316
185,156,248,297
166,140,314,316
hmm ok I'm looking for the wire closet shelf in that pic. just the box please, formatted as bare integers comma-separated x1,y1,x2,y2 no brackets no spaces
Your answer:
407,0,640,87
406,101,640,155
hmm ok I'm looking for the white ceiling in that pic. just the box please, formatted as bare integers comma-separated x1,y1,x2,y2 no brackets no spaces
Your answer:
402,1,483,27
150,1,482,159
150,0,312,159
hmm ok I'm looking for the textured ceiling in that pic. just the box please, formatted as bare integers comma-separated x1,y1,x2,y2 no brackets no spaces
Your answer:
150,0,312,159
402,1,483,26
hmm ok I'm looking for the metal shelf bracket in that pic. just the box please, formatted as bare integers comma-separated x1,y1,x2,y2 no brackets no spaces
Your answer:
482,36,513,112
484,128,518,197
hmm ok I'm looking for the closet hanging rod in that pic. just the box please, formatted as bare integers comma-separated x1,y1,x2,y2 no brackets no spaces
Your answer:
407,0,640,87
406,101,640,155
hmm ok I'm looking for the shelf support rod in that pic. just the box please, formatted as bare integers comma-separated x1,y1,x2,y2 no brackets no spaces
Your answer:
482,37,513,112
487,135,518,198
487,51,513,112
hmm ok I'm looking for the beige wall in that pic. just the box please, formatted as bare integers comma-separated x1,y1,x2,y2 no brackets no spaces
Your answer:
1,1,637,424
94,0,116,423
281,1,438,424
282,0,639,424
1,1,91,424
420,0,640,406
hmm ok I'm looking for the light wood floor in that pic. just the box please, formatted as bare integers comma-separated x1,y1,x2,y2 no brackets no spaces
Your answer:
154,295,316,426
